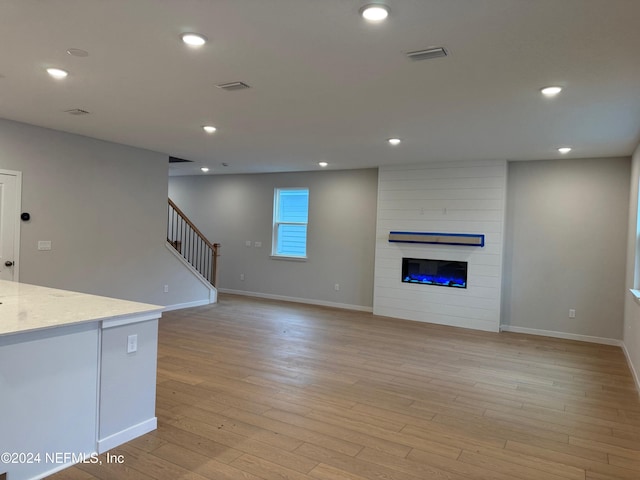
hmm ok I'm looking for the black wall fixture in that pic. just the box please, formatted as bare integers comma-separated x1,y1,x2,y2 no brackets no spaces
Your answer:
21,212,30,221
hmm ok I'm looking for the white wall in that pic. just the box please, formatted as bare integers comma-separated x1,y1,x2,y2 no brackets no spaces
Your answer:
503,157,630,342
373,160,507,332
0,118,209,307
169,169,378,309
0,323,99,480
624,145,640,389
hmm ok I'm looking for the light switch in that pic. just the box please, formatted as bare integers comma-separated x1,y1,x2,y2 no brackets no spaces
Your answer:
254,241,262,248
38,241,52,251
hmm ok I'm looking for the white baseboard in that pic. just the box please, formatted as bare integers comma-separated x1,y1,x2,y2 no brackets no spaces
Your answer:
97,417,157,454
500,325,622,346
218,288,373,312
163,298,212,312
621,342,640,394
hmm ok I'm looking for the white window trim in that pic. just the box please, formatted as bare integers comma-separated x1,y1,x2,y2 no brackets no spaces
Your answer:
271,187,309,260
269,254,307,262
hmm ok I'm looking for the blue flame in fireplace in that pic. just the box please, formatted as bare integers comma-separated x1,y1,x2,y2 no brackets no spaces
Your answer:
403,274,466,288
402,257,468,289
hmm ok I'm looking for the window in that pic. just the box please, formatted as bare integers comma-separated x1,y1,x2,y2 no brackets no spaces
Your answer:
272,188,309,258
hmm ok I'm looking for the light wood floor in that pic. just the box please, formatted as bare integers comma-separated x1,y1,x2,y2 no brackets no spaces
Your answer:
49,294,640,480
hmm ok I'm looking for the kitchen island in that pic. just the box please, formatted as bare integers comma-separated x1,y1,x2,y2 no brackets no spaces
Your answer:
0,280,163,480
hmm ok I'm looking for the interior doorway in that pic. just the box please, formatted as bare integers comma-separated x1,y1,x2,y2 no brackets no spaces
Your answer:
0,170,21,282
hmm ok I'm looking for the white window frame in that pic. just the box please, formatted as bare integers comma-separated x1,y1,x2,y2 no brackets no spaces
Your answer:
271,187,309,260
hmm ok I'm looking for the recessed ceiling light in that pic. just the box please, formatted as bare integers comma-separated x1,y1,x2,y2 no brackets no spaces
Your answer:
541,86,563,97
360,4,389,21
202,125,217,134
318,162,328,168
201,167,210,172
46,67,69,79
558,147,572,154
181,33,207,47
388,138,401,146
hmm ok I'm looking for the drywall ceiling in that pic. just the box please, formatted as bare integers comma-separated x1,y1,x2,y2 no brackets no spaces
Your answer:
0,0,639,175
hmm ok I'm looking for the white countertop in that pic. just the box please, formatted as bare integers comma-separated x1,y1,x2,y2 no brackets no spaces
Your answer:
0,280,163,337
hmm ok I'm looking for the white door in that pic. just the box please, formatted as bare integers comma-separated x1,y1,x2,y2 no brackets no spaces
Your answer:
0,171,20,281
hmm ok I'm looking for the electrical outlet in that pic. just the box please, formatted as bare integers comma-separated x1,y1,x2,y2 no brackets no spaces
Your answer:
127,334,138,353
245,240,251,247
254,241,262,247
240,273,245,281
334,283,340,291
164,284,169,293
569,309,576,318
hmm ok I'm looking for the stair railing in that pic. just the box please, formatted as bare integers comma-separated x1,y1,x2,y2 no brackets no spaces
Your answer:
167,198,220,287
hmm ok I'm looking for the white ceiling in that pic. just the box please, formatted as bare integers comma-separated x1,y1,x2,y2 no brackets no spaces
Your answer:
1,0,639,176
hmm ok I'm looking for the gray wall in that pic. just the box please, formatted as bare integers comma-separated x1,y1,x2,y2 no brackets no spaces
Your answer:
623,143,640,388
502,157,630,339
169,169,378,309
0,118,209,306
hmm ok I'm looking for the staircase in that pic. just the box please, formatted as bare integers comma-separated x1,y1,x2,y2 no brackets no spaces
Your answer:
167,198,219,287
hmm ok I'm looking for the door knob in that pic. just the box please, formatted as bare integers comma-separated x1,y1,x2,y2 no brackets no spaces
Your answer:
5,261,14,267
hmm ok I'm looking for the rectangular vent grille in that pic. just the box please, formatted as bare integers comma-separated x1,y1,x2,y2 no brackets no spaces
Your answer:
64,108,90,115
169,156,193,163
216,81,251,91
406,47,448,61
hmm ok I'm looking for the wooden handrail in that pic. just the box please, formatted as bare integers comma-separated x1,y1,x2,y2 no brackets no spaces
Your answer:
168,198,215,249
168,198,220,288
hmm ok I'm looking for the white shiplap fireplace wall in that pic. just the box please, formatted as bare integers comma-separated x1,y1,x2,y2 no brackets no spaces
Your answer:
373,160,507,332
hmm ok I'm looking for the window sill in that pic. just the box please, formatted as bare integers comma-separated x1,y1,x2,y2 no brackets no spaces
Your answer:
270,255,307,262
630,289,640,306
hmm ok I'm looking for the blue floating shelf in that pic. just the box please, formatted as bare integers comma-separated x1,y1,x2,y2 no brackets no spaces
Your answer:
389,231,485,247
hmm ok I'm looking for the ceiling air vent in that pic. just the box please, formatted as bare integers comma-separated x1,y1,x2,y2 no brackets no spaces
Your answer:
406,47,448,61
216,81,251,91
64,108,90,115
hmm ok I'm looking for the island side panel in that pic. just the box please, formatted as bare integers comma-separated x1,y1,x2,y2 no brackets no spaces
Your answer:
98,318,159,453
0,322,100,480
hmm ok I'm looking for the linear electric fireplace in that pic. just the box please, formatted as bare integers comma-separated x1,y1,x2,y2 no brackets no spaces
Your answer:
402,257,467,288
